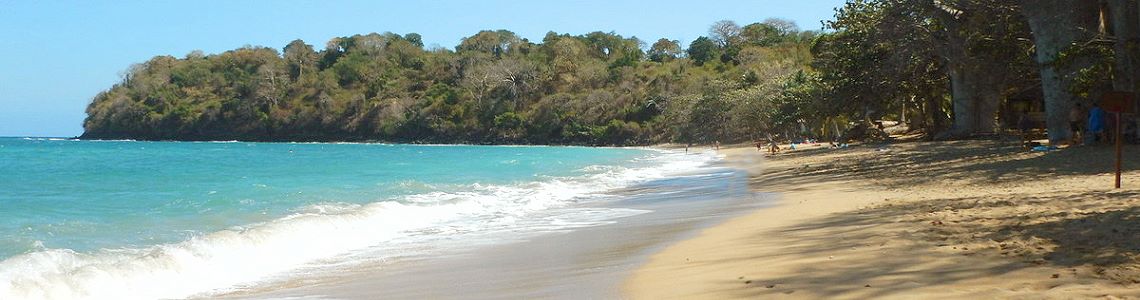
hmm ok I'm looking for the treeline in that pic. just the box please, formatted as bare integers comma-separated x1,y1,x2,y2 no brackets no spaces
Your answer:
82,19,817,145
86,0,1135,145
804,0,1140,143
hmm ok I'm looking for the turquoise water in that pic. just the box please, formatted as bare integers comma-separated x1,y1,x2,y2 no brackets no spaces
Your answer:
0,137,713,299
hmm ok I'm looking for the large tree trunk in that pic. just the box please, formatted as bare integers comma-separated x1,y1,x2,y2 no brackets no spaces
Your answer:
948,62,1004,135
974,74,1003,134
1106,0,1140,139
943,63,980,134
947,64,977,134
1108,0,1140,92
927,2,1004,137
1022,0,1101,143
926,90,951,134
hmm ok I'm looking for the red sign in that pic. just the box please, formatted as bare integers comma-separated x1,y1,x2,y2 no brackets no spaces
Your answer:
1102,91,1135,113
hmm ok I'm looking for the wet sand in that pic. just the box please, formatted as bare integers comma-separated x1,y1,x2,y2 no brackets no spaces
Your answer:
627,140,1140,299
217,154,770,299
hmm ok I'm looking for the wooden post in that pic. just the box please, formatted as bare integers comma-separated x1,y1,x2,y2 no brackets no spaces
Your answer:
1102,91,1133,189
1116,112,1123,189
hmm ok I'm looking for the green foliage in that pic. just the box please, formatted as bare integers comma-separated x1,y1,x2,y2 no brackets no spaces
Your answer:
686,37,721,66
805,0,1039,135
493,112,524,129
648,38,683,62
741,23,783,47
83,26,818,145
66,3,1083,145
1054,42,1116,98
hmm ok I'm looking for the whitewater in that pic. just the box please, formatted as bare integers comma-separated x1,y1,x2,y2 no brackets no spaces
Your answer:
0,138,718,299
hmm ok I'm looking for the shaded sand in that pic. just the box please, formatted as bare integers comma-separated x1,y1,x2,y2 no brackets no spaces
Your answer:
627,139,1140,299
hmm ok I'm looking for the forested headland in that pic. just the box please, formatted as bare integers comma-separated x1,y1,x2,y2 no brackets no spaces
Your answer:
82,0,1140,145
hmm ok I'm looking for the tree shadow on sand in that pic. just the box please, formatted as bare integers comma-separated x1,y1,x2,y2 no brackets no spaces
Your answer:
1006,204,1140,283
718,140,1140,297
766,139,1137,189
716,189,1139,298
712,194,1030,298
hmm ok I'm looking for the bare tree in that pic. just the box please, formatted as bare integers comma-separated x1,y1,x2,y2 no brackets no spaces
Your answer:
709,20,742,48
762,18,799,36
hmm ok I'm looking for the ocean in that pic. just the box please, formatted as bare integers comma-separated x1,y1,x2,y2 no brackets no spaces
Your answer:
0,137,724,299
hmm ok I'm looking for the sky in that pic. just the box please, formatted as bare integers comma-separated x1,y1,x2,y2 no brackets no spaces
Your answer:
0,0,845,137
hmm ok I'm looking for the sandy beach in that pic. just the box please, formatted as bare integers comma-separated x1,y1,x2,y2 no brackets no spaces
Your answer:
627,139,1140,299
203,140,1140,299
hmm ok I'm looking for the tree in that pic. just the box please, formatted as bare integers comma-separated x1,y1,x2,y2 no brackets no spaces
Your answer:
911,0,1033,137
687,36,721,66
1021,0,1100,143
648,38,682,62
283,39,318,80
709,20,742,48
457,30,522,58
582,31,644,68
1106,0,1140,94
814,1,897,125
404,33,424,48
812,0,1037,138
762,18,800,37
741,22,782,47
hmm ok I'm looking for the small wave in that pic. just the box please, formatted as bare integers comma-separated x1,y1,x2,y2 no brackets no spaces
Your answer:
579,164,618,172
18,137,70,141
83,139,139,142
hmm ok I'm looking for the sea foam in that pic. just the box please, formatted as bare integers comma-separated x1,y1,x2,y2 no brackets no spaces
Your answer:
0,149,717,300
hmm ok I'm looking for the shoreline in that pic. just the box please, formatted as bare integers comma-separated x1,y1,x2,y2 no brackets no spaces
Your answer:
626,140,1140,299
625,145,886,298
2,140,742,300
211,148,768,299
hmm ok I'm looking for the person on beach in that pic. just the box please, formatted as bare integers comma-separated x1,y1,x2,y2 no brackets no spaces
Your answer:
768,140,780,154
1088,103,1106,144
1070,103,1085,145
1017,111,1035,148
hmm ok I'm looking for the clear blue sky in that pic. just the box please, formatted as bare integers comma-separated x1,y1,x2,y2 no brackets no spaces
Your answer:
0,0,845,137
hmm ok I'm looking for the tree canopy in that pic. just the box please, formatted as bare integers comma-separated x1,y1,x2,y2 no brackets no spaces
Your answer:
82,21,817,145
806,0,1139,143
84,1,1140,145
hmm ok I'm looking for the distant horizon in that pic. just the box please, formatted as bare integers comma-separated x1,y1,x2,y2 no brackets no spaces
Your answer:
2,136,72,139
0,0,845,137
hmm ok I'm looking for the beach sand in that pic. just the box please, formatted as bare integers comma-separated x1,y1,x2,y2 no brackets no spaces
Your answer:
627,139,1140,299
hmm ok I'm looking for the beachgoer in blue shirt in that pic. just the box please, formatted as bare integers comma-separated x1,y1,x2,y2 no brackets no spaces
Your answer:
1089,103,1106,142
